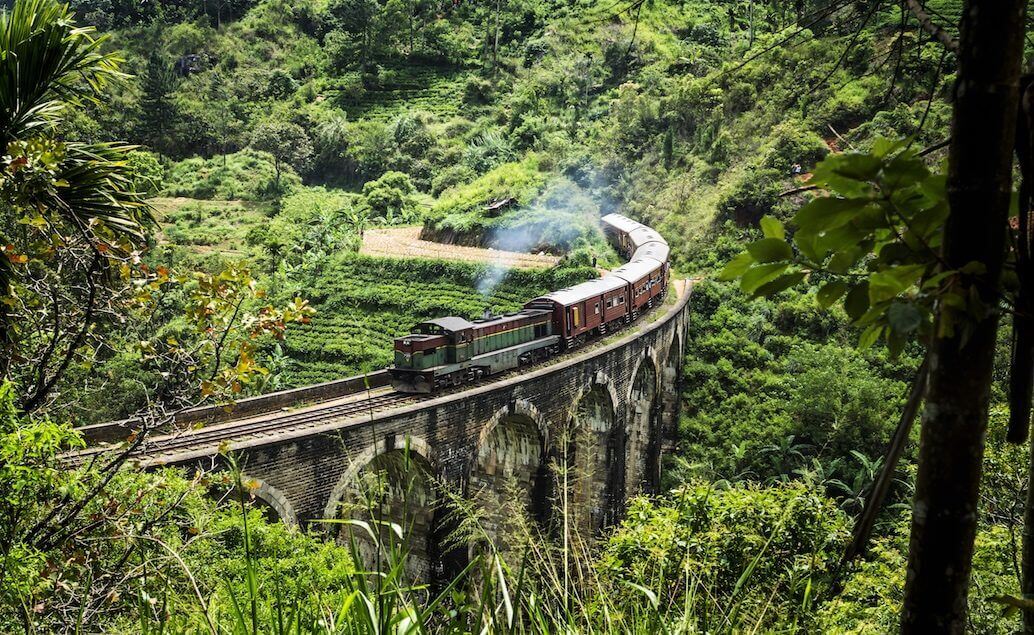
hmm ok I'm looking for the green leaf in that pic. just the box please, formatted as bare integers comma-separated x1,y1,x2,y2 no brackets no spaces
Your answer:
747,238,793,263
887,302,922,334
793,197,870,235
844,282,870,321
871,137,908,158
816,280,848,309
960,261,987,275
881,153,929,189
858,323,883,350
795,232,824,262
809,154,882,196
869,265,925,304
753,271,806,297
718,251,755,281
759,215,785,240
827,247,863,274
740,263,789,295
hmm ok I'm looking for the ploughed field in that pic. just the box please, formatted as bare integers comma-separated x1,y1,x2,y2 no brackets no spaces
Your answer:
361,226,560,269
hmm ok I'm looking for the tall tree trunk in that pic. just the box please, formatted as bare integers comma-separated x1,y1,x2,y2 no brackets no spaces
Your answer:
901,0,1026,632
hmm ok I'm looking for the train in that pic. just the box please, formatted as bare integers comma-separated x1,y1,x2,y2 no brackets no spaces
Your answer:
388,213,671,394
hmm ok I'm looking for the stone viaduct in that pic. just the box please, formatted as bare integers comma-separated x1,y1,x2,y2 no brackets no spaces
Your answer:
78,280,692,579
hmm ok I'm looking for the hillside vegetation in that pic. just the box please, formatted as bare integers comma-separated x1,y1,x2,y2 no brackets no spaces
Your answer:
3,0,1030,631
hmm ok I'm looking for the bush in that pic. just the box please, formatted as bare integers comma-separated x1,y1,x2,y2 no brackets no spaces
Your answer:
715,166,785,226
127,150,165,195
361,171,419,223
600,481,849,630
163,149,301,200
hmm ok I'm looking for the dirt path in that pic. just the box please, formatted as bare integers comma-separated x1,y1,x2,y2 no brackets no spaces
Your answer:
360,226,560,269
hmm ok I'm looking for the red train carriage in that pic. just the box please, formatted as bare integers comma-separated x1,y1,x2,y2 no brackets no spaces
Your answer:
524,275,628,347
610,257,667,317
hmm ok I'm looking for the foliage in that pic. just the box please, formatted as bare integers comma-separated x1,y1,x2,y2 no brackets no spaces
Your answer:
600,481,849,630
249,118,314,193
0,0,154,413
720,139,954,356
163,149,300,200
360,170,419,224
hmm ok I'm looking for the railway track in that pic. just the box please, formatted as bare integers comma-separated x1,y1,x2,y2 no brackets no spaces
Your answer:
73,390,425,463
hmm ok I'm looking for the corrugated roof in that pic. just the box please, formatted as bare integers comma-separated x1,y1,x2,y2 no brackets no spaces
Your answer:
419,316,474,332
526,275,627,306
610,259,663,284
628,226,665,250
601,213,643,234
633,240,670,264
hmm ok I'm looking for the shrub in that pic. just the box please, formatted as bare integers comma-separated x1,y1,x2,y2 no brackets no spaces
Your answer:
715,166,784,226
163,149,301,200
127,150,165,196
361,171,419,224
599,481,850,630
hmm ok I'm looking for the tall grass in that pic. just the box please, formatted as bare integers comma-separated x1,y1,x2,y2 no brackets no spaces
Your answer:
130,444,821,634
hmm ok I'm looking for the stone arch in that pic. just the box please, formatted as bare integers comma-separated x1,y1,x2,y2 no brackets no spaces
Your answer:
567,376,622,530
570,371,620,420
663,329,684,385
324,436,437,581
668,324,685,369
625,346,661,404
627,348,662,494
469,402,551,549
477,399,549,450
242,476,298,528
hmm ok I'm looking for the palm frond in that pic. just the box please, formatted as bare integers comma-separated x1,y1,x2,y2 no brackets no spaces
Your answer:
0,0,125,142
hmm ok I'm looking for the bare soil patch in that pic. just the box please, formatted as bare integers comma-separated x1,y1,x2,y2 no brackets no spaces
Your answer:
361,226,560,269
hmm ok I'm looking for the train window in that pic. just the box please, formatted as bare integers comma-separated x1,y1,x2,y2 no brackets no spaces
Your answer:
425,347,437,355
594,302,600,315
572,306,581,327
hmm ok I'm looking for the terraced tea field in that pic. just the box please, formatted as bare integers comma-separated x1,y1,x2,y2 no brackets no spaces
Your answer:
278,254,596,386
328,66,472,121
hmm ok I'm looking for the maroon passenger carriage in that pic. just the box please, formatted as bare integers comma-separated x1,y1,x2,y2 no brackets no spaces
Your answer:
524,213,669,348
389,213,671,393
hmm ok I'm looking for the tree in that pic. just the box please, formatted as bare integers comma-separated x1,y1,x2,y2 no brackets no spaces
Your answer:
900,3,1024,630
137,49,179,157
249,118,313,194
0,0,152,411
327,0,379,68
719,1,1028,628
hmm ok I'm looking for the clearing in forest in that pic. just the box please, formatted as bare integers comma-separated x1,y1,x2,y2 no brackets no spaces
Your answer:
360,226,560,269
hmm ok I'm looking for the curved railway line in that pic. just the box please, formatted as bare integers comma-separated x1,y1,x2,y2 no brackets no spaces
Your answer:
69,285,685,467
73,212,682,466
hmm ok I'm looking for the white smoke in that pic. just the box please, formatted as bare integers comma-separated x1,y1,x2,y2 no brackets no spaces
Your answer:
475,223,539,297
474,178,605,299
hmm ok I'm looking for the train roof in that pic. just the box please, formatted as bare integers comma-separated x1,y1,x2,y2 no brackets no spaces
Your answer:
628,226,666,250
633,240,670,263
418,316,475,332
526,275,627,307
600,213,644,234
471,308,552,328
610,258,664,284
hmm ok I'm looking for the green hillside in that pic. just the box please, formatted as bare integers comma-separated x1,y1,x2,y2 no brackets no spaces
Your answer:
4,0,1031,631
